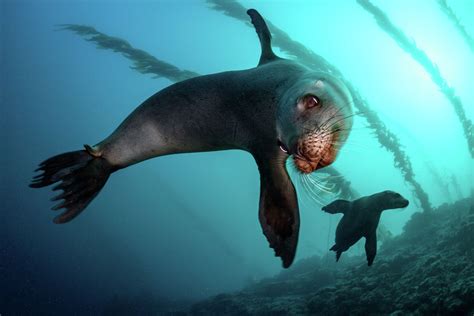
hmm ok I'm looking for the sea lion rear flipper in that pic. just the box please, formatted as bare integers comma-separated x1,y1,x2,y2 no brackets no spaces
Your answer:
30,145,114,223
255,155,299,268
247,9,280,66
365,232,377,266
322,199,351,214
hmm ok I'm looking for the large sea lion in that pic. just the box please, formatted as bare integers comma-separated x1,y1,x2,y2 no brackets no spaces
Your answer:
322,191,409,266
30,9,354,268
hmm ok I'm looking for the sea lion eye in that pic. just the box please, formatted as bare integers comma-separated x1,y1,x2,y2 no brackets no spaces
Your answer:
303,95,321,109
277,140,289,154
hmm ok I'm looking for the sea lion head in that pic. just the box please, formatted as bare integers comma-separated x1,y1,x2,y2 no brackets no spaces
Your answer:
277,72,354,174
377,190,410,210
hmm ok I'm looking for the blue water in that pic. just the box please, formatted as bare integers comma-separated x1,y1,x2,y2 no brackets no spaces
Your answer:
2,0,473,314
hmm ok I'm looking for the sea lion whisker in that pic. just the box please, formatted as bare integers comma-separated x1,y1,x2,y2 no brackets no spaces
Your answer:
294,176,312,209
307,106,346,134
328,143,367,154
330,139,373,150
311,111,360,135
317,127,343,138
323,112,362,130
306,174,335,194
316,107,347,131
307,177,335,194
314,126,351,141
311,172,338,189
303,172,331,193
300,175,327,205
307,185,332,205
315,172,346,179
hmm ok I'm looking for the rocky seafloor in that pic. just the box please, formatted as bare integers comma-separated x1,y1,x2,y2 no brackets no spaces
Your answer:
187,197,474,315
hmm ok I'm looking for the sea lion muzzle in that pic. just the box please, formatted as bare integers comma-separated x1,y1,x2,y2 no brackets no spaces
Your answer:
293,127,339,173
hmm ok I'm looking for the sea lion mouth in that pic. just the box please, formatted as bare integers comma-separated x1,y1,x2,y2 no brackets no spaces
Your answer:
293,153,318,174
293,129,339,174
293,152,333,174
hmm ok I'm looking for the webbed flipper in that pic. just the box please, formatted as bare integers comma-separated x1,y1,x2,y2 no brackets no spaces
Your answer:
30,146,114,223
247,9,280,66
322,199,352,214
255,154,299,268
365,232,377,266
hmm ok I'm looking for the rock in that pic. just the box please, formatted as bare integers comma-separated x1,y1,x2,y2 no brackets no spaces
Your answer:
187,198,474,315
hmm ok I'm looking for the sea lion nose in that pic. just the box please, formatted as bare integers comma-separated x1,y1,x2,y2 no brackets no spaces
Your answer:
294,156,318,174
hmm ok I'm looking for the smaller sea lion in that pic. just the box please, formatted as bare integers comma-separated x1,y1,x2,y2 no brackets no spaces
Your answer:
322,191,409,266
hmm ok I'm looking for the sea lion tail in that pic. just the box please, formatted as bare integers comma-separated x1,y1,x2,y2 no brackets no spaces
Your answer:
30,145,114,223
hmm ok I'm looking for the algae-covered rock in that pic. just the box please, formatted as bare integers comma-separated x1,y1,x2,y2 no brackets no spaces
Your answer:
188,198,474,315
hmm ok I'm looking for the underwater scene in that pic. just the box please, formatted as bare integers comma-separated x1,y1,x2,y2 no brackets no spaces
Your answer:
2,0,473,315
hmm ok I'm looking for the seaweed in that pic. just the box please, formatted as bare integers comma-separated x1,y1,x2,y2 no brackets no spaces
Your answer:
206,0,432,212
437,0,474,53
450,173,464,200
426,162,453,203
358,0,474,158
58,24,199,82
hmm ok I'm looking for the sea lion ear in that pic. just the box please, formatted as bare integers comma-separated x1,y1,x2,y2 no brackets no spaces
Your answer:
322,199,351,214
314,80,324,89
254,154,300,268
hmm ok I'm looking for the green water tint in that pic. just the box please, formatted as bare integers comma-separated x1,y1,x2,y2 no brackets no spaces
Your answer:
437,0,474,53
358,0,474,159
60,1,437,212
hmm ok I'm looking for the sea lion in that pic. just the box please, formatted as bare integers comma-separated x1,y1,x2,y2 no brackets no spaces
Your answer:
322,191,409,266
30,9,354,268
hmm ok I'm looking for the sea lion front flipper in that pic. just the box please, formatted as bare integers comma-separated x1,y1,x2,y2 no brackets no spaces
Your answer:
247,9,280,66
365,232,377,266
255,155,299,268
322,199,351,214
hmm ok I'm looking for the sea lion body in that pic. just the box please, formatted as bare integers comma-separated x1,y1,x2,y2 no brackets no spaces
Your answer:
323,191,409,266
31,9,354,268
97,60,307,168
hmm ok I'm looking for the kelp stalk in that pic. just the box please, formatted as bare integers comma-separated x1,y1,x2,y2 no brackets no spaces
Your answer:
59,24,199,82
437,0,474,53
426,163,453,203
358,0,474,158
